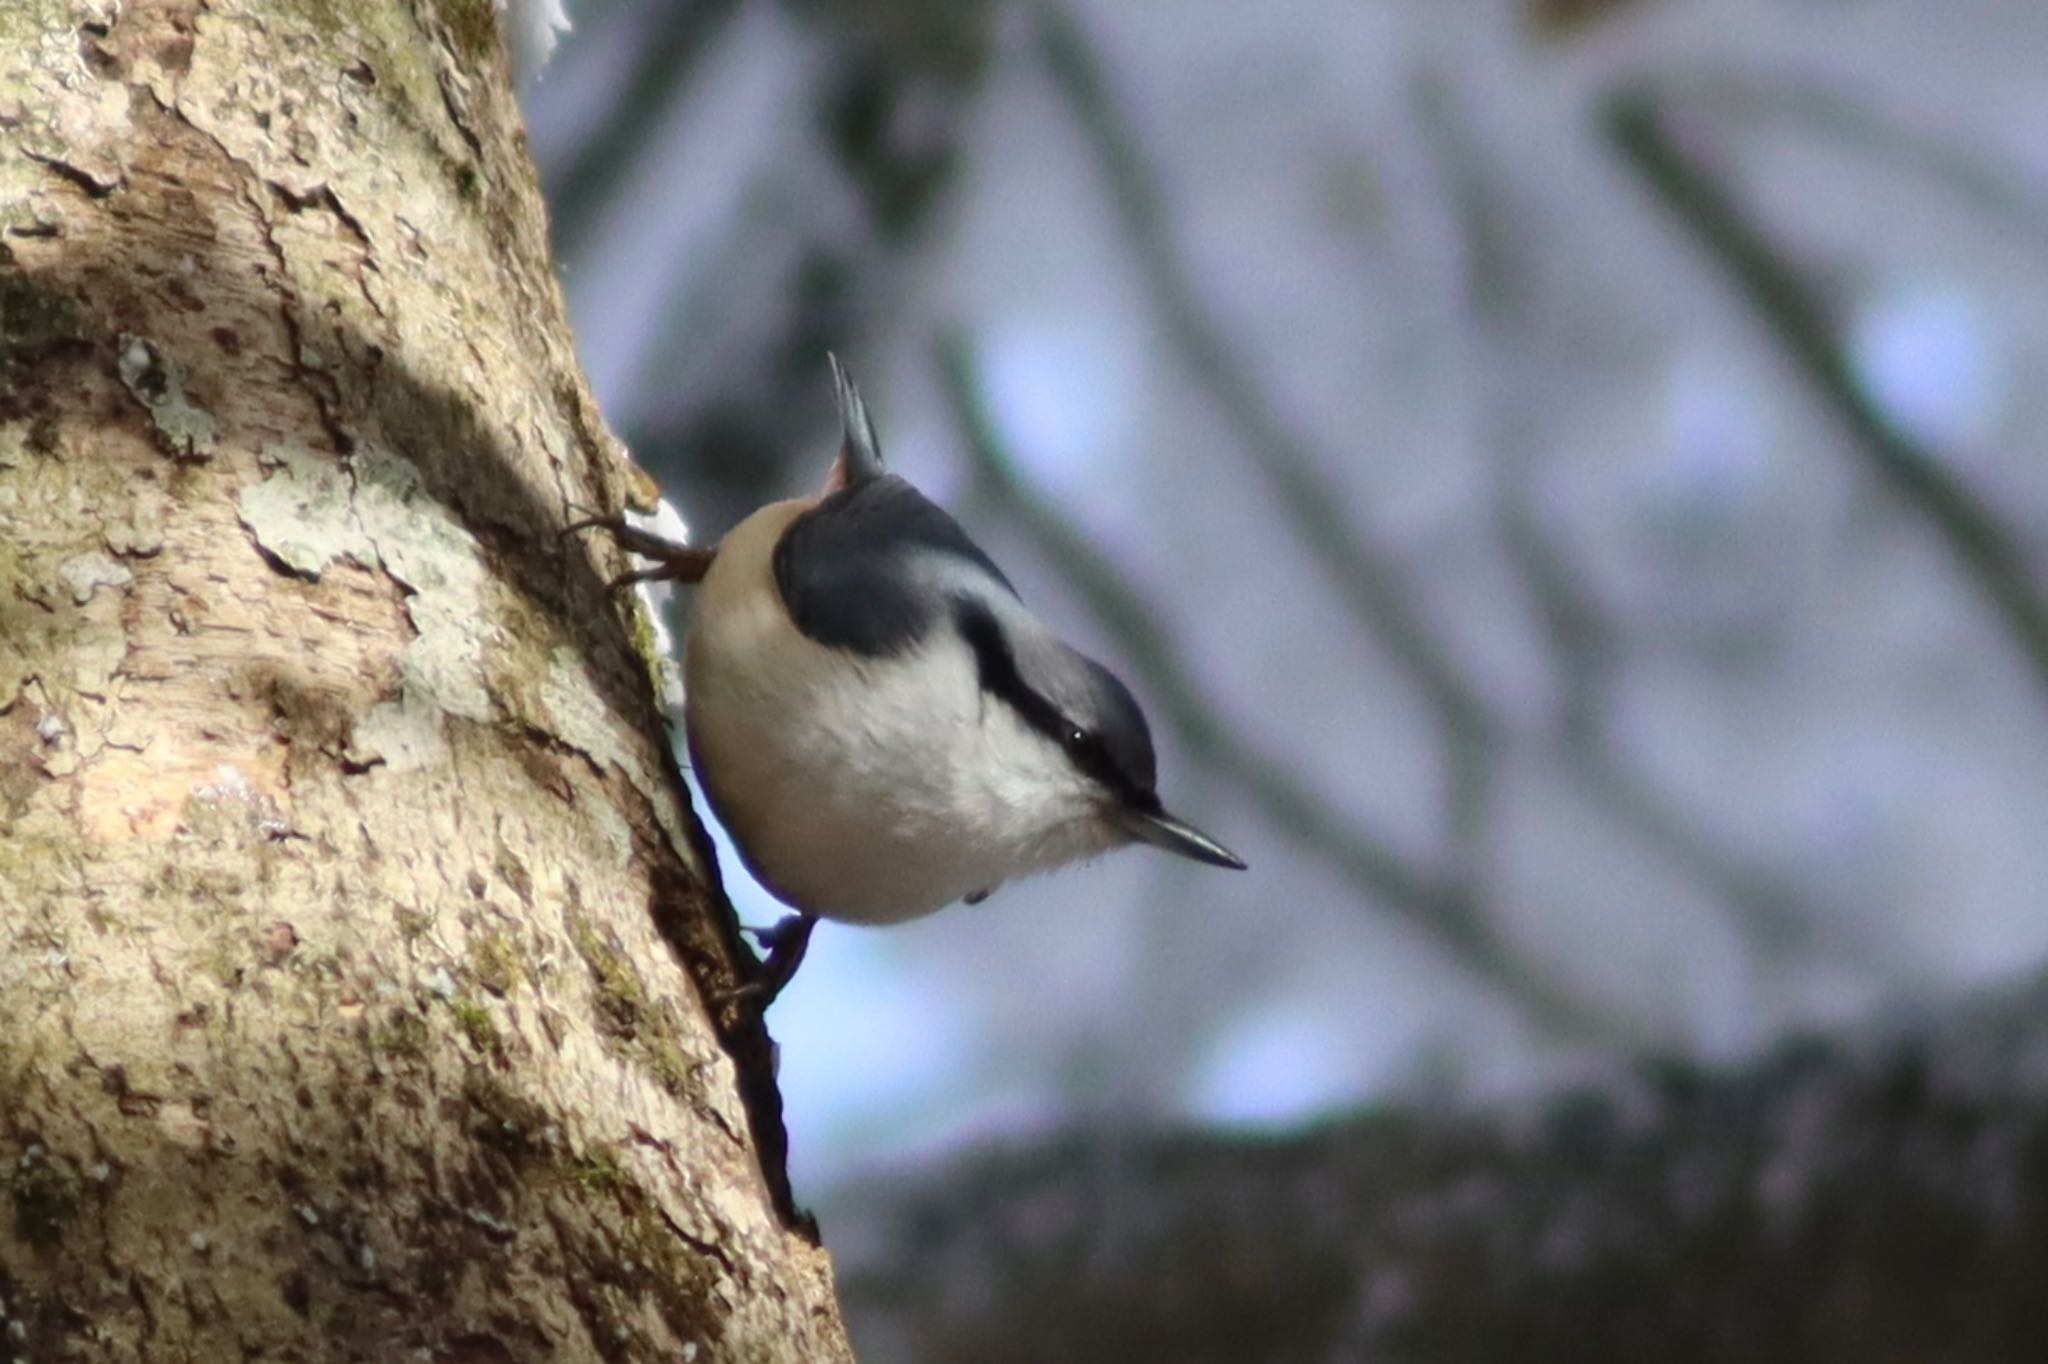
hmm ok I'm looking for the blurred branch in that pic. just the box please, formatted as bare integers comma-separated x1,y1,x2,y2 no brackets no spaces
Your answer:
1605,89,2048,704
1499,489,1822,952
1034,1,1499,864
841,970,2048,1363
1524,0,1651,39
544,0,740,264
937,329,1622,1044
1413,76,1816,954
1679,72,2048,256
1027,9,1829,1006
1498,437,1817,951
1492,474,1613,747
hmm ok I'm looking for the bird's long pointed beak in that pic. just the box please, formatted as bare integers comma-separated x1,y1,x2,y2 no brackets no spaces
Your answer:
1120,806,1246,870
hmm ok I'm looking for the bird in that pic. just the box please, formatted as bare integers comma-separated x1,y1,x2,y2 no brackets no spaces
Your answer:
574,356,1244,1002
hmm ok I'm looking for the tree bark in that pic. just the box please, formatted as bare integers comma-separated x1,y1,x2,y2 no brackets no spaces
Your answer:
0,2,852,1359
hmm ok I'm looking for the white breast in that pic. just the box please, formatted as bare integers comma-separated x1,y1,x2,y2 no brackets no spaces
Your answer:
683,501,1118,924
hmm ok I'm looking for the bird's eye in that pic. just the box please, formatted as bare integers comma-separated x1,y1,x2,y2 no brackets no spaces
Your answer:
1063,725,1090,750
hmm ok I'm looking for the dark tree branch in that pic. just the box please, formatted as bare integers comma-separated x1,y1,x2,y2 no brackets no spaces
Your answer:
1605,89,2048,704
840,971,2048,1364
1678,71,2048,256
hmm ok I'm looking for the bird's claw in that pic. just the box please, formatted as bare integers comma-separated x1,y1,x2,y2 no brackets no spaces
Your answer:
563,506,717,586
722,913,817,1011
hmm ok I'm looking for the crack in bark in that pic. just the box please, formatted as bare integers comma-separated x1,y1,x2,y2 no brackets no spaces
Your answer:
267,178,388,325
654,1202,746,1287
25,149,124,198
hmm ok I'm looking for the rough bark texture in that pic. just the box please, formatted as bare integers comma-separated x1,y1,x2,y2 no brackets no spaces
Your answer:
0,2,852,1359
838,977,2048,1363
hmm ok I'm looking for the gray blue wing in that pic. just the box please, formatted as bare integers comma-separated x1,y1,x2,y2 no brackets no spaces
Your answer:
772,475,1018,656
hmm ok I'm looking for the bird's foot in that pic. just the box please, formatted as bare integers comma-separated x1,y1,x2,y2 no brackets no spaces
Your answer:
563,506,716,587
722,913,817,1011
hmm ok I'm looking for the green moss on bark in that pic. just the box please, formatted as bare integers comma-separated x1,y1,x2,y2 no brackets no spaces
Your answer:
468,928,524,995
568,914,701,1101
434,0,502,65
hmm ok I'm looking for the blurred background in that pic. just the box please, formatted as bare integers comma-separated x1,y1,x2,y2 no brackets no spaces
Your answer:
521,0,2048,1226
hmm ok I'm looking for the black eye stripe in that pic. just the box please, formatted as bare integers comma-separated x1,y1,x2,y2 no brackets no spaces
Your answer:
956,602,1150,805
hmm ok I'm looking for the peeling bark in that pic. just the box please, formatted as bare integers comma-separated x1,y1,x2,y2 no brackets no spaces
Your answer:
0,2,852,1359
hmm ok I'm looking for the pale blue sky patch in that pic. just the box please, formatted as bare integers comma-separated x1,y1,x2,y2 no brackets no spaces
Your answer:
1647,348,1779,541
1182,1000,1365,1129
979,315,1143,513
1849,278,2007,454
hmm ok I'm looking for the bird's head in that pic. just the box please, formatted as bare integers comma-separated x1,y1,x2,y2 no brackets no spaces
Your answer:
953,597,1245,871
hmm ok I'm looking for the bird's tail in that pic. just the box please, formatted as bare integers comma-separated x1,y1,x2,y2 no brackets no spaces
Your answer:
826,352,886,489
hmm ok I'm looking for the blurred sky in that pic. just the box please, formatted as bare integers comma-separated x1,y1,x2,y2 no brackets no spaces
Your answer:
519,0,2048,1194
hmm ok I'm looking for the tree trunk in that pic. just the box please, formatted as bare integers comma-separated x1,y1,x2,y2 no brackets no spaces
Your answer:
0,2,852,1359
